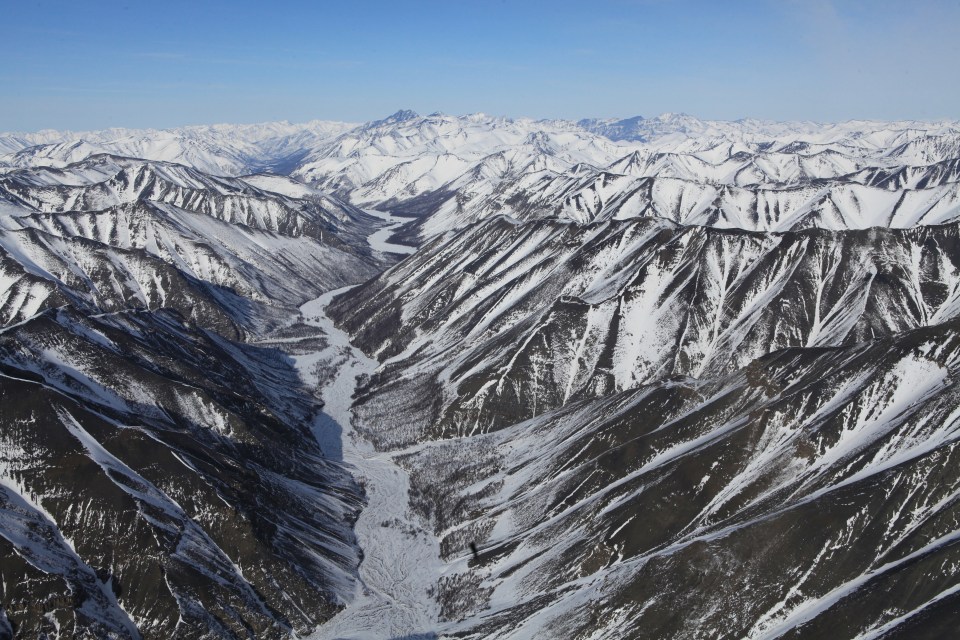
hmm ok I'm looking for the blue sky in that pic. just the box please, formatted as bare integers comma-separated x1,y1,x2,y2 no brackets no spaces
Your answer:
2,0,958,131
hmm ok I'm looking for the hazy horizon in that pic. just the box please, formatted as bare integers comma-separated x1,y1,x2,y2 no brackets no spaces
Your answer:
5,107,960,138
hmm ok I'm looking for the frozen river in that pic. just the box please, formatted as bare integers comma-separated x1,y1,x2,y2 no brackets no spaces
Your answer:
297,212,441,639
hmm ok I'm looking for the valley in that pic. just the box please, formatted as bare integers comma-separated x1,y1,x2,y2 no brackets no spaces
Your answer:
298,284,441,640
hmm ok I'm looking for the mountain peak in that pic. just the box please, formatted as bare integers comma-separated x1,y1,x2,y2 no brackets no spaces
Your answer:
385,109,420,123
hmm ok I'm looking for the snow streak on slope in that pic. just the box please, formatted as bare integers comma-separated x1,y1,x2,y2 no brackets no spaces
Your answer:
330,214,960,449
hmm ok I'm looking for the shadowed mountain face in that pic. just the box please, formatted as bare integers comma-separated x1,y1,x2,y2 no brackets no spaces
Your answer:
329,213,960,638
0,308,363,639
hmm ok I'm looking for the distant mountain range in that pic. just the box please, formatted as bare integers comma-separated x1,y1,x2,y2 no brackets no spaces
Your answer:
5,111,958,241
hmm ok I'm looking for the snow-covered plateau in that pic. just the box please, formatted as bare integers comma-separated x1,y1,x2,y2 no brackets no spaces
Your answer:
1,111,960,639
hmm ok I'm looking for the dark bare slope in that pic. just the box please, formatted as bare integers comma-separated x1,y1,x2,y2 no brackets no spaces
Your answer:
0,308,363,638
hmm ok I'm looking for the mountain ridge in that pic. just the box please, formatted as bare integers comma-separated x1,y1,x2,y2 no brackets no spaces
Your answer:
2,110,960,638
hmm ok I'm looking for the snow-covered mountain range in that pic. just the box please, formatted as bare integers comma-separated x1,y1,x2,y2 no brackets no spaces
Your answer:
2,111,960,639
6,111,958,241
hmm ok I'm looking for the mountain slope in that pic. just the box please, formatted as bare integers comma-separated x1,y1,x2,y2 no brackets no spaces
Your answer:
0,155,383,327
0,120,356,176
400,322,960,639
1,306,364,638
328,212,960,638
0,154,386,637
6,113,960,245
291,111,623,206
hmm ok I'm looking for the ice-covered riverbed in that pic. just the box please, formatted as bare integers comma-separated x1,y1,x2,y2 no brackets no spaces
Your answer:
294,212,441,639
365,208,417,255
